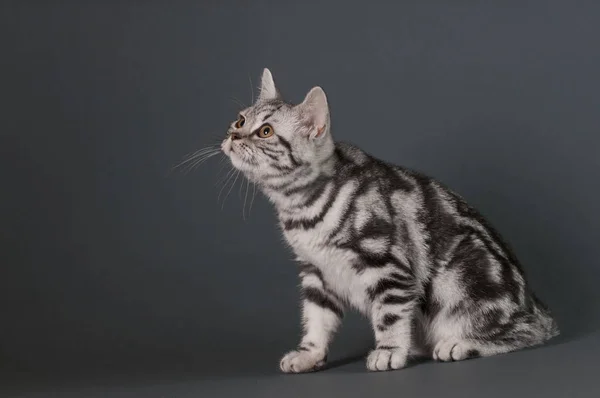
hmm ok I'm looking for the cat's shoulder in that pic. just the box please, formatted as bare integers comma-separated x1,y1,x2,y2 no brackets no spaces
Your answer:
334,141,370,165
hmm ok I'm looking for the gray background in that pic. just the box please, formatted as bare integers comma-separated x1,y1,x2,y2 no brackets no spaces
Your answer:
1,1,599,397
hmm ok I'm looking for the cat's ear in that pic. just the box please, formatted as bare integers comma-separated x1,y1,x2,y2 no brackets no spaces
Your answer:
258,68,280,102
298,86,329,139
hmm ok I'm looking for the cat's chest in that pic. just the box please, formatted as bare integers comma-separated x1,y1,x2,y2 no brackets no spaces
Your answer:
283,225,344,266
283,226,369,313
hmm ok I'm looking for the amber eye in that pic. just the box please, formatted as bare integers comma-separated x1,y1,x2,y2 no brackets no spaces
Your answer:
257,124,274,138
235,115,245,128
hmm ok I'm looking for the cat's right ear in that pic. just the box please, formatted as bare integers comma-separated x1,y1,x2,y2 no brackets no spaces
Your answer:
258,68,280,102
297,86,330,140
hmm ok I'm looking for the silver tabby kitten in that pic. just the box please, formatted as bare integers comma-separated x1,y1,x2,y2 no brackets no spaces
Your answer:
220,68,559,373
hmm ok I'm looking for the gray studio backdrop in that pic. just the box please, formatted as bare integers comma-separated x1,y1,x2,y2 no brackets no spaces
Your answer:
1,0,599,389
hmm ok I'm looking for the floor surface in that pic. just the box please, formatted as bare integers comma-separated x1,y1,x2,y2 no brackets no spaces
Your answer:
2,330,598,398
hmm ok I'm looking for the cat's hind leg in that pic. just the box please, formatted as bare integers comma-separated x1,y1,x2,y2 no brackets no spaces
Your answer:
424,234,558,362
432,300,559,362
427,303,541,362
431,314,555,362
432,336,509,362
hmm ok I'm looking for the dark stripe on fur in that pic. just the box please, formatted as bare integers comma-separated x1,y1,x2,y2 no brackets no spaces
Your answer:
283,183,342,230
301,181,331,208
382,294,413,305
261,112,274,122
284,175,328,196
382,313,401,326
259,147,279,161
368,278,412,300
277,135,302,167
302,287,343,318
299,262,324,281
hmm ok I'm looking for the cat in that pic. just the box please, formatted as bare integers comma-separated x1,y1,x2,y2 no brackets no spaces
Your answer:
219,68,559,372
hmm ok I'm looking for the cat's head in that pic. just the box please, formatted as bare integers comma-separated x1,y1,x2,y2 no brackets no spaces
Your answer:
221,68,334,183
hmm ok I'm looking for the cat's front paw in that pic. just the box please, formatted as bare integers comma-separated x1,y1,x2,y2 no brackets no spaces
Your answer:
366,347,407,371
279,349,327,373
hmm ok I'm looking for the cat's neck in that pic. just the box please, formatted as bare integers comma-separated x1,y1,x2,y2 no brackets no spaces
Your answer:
261,150,341,212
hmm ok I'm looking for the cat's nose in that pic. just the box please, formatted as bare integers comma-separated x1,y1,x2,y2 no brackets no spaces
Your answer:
230,132,241,141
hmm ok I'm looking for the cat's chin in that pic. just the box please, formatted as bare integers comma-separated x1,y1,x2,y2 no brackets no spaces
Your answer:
228,153,256,176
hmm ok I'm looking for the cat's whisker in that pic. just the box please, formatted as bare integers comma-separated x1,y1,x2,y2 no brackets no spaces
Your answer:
190,147,220,160
216,166,236,188
242,178,250,220
188,147,220,161
249,182,257,215
179,152,220,175
231,96,247,109
221,170,241,209
182,151,216,169
179,144,219,161
248,74,254,104
217,168,237,202
238,171,245,199
215,156,229,181
173,145,220,171
188,151,221,171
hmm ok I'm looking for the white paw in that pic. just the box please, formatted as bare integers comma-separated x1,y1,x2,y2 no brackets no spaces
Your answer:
279,349,326,373
433,339,470,362
366,347,407,372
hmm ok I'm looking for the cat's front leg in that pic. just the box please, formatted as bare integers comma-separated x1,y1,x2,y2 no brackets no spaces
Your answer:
366,275,417,371
280,263,344,373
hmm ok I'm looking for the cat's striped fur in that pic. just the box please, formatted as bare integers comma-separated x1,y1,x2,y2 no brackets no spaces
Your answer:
221,69,559,372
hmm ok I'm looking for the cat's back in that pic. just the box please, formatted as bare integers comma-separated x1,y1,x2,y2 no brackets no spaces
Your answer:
333,140,522,270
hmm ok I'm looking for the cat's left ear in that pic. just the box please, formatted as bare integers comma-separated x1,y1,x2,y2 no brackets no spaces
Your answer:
258,68,280,102
298,86,329,139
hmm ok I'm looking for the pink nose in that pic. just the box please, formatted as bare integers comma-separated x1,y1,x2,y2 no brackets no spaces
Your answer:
230,132,241,140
